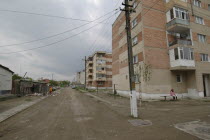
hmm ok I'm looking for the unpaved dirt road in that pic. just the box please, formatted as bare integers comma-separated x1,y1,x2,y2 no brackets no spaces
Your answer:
0,88,205,140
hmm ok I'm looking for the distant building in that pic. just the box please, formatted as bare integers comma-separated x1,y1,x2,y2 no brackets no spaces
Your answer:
76,70,85,85
0,64,14,95
86,51,112,89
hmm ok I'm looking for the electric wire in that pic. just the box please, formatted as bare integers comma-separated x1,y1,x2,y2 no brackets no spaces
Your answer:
0,9,118,48
0,9,118,23
0,12,119,55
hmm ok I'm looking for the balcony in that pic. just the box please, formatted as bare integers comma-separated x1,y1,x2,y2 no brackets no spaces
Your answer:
166,18,189,32
169,47,195,70
165,0,188,12
88,72,93,76
96,77,106,81
169,39,192,47
87,79,93,82
97,70,106,74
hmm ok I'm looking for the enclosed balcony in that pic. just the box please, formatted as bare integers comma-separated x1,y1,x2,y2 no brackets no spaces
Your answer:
166,7,190,32
96,77,106,81
96,73,106,81
168,29,192,48
165,0,188,12
169,47,195,70
166,18,189,32
169,39,192,47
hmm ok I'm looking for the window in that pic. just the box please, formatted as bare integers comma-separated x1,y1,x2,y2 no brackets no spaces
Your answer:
133,1,138,9
176,75,182,83
170,9,174,19
175,7,189,20
97,81,104,85
193,0,201,7
131,18,137,28
208,4,210,11
98,54,104,58
96,74,106,78
174,48,179,60
133,55,138,64
174,47,194,60
200,54,209,62
195,16,204,25
132,36,138,46
97,60,106,64
197,34,206,43
180,0,187,2
96,67,105,71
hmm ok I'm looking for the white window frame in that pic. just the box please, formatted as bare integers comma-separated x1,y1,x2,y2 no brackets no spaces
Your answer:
179,47,194,60
197,34,206,43
195,16,204,25
131,18,137,28
133,55,138,64
132,36,138,46
176,75,182,83
174,7,188,20
193,0,201,8
200,54,209,62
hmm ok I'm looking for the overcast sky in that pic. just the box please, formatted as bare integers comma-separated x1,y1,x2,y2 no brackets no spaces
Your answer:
0,0,122,81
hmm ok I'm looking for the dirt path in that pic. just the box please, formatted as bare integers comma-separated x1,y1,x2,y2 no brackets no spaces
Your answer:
0,88,205,140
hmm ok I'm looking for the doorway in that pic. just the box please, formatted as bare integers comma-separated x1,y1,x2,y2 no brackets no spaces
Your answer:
203,74,210,97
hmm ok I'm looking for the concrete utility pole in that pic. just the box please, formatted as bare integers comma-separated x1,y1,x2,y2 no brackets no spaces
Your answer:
84,56,87,90
121,0,138,118
52,73,54,80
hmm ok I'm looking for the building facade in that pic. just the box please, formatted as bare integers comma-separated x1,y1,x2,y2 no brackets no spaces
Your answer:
0,64,14,95
86,51,112,89
112,0,210,99
76,70,85,85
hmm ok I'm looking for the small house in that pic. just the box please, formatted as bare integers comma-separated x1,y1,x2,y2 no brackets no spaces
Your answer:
0,64,14,95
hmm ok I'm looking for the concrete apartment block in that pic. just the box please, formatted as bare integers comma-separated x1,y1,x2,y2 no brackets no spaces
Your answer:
86,51,112,89
112,0,210,99
76,70,85,85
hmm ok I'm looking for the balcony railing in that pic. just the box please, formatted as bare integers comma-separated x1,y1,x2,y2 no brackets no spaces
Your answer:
96,77,106,81
169,39,192,47
166,18,189,28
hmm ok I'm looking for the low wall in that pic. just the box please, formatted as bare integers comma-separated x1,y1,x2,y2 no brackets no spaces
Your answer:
115,89,203,100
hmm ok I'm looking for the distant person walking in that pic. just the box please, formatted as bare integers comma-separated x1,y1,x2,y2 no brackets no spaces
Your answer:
170,89,177,100
49,87,53,95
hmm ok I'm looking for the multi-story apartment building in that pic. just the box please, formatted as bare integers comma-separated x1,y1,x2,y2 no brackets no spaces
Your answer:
86,51,112,89
76,70,85,85
112,0,210,99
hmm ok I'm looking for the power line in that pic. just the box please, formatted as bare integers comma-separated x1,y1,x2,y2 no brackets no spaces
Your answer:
0,9,118,23
0,9,118,48
0,12,118,55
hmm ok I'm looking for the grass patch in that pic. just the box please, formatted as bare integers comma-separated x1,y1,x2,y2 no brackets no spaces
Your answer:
25,98,32,102
203,100,210,102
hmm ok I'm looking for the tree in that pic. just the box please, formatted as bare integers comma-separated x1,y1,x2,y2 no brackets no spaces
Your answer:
49,80,59,86
12,74,22,80
59,80,70,87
